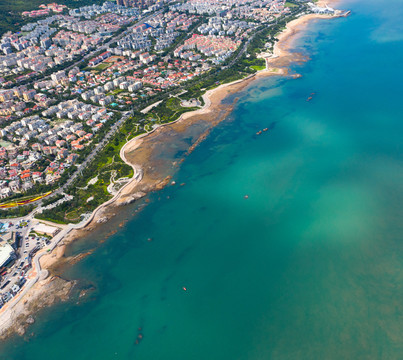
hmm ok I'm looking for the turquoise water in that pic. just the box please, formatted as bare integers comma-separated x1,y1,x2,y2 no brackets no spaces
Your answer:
2,0,403,358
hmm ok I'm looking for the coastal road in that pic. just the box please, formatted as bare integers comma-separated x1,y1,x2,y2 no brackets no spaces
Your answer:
224,23,275,70
223,10,300,70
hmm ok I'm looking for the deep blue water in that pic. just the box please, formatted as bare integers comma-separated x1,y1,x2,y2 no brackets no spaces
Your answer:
2,0,403,358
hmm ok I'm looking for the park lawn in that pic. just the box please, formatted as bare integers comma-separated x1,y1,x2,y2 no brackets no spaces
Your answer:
112,89,125,95
166,97,183,111
251,65,266,71
285,1,299,7
94,62,111,71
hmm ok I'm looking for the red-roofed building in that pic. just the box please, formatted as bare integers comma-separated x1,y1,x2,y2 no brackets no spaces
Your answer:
20,173,31,181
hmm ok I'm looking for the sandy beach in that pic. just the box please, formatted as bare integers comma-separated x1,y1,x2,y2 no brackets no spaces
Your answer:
0,3,346,338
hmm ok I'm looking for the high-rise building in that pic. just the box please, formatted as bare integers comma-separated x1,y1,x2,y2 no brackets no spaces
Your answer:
40,37,51,49
118,0,160,8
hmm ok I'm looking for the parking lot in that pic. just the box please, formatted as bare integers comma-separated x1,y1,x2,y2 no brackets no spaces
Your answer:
0,220,51,306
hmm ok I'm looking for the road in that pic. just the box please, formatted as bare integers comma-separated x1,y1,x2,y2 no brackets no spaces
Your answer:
223,11,300,70
224,24,273,70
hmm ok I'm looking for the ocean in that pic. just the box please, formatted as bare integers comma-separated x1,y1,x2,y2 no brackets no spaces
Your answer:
2,0,403,358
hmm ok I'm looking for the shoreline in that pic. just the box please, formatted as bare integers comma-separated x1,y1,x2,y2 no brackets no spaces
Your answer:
0,5,345,339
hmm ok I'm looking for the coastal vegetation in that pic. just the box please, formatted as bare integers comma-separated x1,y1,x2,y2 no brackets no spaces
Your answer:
251,65,266,71
147,97,200,125
285,1,299,8
33,97,202,223
41,193,64,207
35,116,142,223
0,204,34,218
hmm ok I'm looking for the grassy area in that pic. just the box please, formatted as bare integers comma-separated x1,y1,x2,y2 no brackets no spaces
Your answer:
65,207,84,221
29,230,52,239
166,97,184,112
0,205,34,218
35,216,68,224
111,89,125,95
41,193,64,207
148,98,200,125
94,62,111,71
285,1,299,8
251,65,266,71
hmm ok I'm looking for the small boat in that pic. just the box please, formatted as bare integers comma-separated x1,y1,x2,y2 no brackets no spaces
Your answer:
256,131,262,135
263,128,268,132
306,96,313,101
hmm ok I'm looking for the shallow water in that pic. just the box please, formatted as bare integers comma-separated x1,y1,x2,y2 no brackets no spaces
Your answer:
2,0,403,358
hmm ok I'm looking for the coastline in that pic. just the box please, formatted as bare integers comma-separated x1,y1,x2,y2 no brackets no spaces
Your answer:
0,5,345,339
